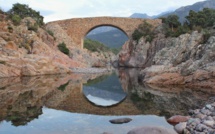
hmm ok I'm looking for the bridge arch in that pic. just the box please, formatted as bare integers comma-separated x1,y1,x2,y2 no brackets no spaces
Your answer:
83,24,129,48
48,17,162,49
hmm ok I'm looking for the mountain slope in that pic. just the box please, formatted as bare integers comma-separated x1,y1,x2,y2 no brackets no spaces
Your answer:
86,29,128,48
130,0,215,22
130,13,152,18
161,0,215,22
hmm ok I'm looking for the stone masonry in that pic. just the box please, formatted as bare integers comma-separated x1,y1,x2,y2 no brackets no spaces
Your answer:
47,17,162,49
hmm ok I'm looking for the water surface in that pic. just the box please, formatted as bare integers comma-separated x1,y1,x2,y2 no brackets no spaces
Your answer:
0,69,214,134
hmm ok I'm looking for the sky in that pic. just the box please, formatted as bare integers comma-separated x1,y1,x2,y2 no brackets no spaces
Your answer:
0,0,205,22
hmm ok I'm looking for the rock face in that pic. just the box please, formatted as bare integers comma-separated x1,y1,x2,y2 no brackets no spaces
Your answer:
0,14,114,77
118,24,215,89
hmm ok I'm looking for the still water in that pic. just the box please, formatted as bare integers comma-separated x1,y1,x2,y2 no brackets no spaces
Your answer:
0,69,215,134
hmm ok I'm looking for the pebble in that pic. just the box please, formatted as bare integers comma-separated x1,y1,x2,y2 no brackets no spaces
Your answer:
200,109,211,115
195,124,208,132
206,104,212,110
203,120,214,128
195,113,206,119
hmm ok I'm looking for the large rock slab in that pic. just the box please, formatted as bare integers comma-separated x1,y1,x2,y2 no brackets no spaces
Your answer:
127,126,177,134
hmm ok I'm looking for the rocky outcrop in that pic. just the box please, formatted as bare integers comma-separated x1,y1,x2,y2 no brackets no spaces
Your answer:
118,24,215,89
0,14,114,77
118,25,167,67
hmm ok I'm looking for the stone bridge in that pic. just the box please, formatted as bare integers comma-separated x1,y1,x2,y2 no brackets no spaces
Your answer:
48,17,162,49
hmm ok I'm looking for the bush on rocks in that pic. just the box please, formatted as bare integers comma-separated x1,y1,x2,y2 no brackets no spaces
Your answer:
57,42,70,56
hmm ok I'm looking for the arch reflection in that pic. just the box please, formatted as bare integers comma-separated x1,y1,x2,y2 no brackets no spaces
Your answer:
82,73,127,107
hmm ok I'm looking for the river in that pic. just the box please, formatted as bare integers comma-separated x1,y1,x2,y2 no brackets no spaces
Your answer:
0,69,214,134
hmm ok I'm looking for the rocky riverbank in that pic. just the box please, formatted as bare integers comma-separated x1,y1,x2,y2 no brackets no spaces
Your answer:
118,25,215,89
167,102,215,134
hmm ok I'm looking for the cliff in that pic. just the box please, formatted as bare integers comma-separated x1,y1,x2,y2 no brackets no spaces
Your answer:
118,25,215,89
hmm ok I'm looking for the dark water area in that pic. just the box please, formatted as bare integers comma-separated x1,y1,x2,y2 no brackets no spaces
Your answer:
0,69,215,134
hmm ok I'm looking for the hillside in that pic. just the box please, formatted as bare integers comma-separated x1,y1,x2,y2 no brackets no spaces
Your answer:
130,0,215,22
162,0,215,22
87,26,117,35
86,29,128,48
0,3,115,77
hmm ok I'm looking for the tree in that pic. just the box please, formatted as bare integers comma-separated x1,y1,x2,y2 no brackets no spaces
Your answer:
132,21,155,43
7,3,44,26
186,8,215,29
165,15,181,32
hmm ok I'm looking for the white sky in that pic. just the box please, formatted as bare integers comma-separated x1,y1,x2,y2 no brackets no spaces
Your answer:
0,0,205,22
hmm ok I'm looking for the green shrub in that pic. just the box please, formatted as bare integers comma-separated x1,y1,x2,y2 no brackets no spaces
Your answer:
47,30,54,37
201,30,211,44
132,29,143,41
11,14,21,25
28,23,38,32
57,81,69,91
8,26,13,33
58,42,70,55
7,3,44,26
0,61,6,64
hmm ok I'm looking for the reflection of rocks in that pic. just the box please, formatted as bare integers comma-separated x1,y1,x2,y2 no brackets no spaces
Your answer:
0,73,107,126
1,70,215,127
118,68,215,118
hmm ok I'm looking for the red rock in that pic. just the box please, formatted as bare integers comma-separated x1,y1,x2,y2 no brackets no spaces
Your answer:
167,115,190,125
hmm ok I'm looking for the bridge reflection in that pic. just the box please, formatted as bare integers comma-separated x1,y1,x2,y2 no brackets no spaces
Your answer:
0,70,215,126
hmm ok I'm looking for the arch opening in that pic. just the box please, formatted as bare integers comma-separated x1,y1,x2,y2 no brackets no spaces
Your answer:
83,25,129,52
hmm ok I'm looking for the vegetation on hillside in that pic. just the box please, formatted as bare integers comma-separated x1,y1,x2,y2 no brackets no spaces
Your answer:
84,38,120,54
7,3,44,26
132,8,215,43
160,8,215,38
132,20,155,43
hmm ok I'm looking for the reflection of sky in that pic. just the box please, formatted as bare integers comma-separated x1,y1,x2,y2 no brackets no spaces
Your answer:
83,73,127,106
83,86,127,106
86,94,119,106
0,107,174,134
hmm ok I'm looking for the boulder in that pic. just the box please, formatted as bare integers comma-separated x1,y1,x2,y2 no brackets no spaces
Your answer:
167,115,190,125
127,126,177,134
